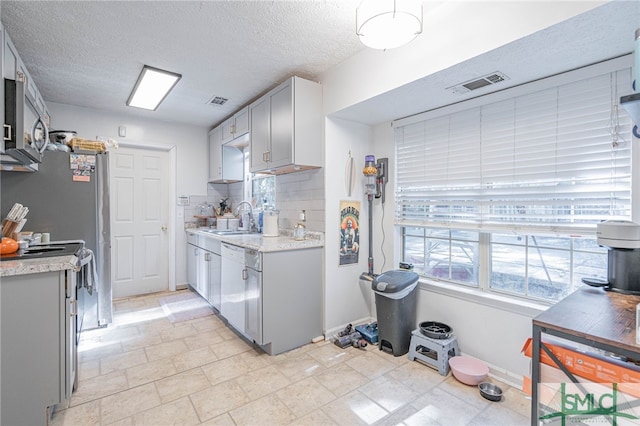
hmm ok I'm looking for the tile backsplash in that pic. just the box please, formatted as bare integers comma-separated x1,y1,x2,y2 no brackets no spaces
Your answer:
275,168,325,232
184,168,325,232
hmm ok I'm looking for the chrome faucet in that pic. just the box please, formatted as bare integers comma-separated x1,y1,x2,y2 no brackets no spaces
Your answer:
235,201,254,231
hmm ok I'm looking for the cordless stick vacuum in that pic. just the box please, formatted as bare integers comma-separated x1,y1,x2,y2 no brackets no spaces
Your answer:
360,155,388,283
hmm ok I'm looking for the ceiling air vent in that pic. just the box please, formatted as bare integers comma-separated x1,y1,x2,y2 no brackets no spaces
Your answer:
207,96,229,106
447,71,510,95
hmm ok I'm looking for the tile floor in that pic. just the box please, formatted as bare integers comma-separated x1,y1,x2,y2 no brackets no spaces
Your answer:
51,289,531,425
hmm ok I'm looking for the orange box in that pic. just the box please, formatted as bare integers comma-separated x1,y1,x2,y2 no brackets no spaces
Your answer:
522,338,640,399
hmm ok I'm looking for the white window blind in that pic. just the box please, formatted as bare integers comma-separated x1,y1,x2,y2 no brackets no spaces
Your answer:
395,67,633,235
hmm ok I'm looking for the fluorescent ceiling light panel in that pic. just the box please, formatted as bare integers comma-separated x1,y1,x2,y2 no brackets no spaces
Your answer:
127,65,181,110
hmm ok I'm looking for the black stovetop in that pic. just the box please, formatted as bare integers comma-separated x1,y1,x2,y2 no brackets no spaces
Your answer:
0,242,83,262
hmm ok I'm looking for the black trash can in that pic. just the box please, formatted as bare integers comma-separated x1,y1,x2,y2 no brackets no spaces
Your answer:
372,270,419,357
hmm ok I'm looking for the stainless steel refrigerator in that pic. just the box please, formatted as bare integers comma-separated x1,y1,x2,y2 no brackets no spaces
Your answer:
1,150,112,330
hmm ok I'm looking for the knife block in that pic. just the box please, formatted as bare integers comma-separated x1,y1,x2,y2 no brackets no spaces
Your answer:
1,219,26,238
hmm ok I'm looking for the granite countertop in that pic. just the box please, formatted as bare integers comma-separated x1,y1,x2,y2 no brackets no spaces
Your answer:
186,227,324,252
0,254,79,277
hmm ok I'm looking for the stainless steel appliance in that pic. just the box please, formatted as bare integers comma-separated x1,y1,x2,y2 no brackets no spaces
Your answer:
582,221,640,294
221,243,246,333
0,150,112,329
2,78,49,171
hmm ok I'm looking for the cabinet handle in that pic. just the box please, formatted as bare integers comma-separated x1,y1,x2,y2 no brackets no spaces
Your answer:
230,124,235,135
3,124,12,141
242,267,248,281
69,300,78,317
204,253,211,262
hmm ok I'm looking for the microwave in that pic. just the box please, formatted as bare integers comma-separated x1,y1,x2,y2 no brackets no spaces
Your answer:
2,78,49,171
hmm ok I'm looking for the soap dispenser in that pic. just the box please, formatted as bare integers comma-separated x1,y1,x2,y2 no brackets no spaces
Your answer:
293,210,307,240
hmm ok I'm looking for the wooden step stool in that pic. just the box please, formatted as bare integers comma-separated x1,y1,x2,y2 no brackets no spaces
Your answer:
407,328,459,376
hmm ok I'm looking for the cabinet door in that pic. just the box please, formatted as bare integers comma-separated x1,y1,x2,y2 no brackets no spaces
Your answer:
245,267,262,344
221,145,244,182
208,126,222,182
221,117,235,144
3,31,28,83
187,244,198,287
208,252,221,311
269,81,294,168
198,251,211,300
233,107,249,137
65,271,78,399
249,96,270,172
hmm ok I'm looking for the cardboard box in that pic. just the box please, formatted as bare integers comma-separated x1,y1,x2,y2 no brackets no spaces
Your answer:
522,338,640,399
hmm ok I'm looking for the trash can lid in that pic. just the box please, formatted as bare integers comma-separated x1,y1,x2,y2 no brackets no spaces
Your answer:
372,270,419,293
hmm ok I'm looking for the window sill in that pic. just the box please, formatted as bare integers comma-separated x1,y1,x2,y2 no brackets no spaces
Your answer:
418,277,549,318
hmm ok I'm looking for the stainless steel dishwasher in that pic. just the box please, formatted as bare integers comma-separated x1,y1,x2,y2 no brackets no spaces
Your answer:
221,243,246,333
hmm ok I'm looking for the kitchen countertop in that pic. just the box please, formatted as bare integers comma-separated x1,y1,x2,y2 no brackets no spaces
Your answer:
186,228,324,252
0,254,79,277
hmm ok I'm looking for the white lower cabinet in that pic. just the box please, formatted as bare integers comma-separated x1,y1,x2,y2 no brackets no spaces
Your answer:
187,232,322,356
187,232,221,307
245,247,322,355
208,248,221,311
1,269,77,425
244,249,262,344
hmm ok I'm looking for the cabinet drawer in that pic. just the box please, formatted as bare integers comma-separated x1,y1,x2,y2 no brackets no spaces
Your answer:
187,232,199,245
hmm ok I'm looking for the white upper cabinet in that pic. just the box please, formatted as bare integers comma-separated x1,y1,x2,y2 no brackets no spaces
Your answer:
208,126,223,182
3,28,50,125
208,125,244,183
248,76,322,174
221,106,250,144
220,117,234,144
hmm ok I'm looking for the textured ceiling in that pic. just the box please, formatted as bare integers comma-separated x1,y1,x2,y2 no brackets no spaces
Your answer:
2,1,639,130
1,0,364,128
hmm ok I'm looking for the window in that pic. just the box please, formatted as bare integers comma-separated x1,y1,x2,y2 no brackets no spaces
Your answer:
395,57,633,303
251,175,276,209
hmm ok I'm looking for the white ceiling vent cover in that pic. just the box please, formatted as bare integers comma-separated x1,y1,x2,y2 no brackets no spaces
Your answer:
207,96,229,106
447,72,510,95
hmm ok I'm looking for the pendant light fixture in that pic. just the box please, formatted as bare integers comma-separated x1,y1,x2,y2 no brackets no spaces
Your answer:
356,0,423,50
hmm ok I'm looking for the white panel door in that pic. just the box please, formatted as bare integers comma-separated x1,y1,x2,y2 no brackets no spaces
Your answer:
111,146,170,298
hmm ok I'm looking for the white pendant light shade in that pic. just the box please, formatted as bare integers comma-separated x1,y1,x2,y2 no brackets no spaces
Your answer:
356,0,423,50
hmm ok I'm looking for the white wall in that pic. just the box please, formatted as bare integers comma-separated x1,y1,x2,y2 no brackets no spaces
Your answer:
47,101,208,288
324,116,376,332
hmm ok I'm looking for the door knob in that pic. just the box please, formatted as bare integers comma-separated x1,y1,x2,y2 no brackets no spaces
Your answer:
161,225,168,231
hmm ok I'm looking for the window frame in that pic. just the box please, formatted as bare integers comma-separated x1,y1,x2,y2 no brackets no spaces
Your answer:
393,55,634,307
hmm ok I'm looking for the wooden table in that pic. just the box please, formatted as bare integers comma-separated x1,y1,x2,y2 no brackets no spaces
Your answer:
531,286,640,425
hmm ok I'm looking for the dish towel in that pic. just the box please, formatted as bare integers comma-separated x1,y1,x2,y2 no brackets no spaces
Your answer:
80,248,98,296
